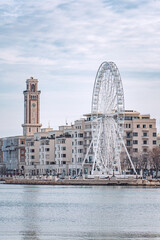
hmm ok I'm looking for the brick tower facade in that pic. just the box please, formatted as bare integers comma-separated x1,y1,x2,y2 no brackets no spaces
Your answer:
22,77,42,136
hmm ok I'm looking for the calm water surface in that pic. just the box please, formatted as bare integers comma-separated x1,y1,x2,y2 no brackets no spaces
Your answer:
0,184,160,240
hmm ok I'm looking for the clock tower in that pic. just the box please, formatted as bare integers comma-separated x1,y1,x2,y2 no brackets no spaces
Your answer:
22,77,42,136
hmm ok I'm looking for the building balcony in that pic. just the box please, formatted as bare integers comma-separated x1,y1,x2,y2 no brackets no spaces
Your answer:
125,136,132,139
83,161,93,165
126,145,132,148
142,136,149,139
84,144,90,147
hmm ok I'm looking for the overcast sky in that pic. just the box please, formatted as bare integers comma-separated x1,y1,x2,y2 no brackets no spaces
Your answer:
0,0,160,137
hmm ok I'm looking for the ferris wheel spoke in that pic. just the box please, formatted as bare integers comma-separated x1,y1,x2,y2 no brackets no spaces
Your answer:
106,93,117,113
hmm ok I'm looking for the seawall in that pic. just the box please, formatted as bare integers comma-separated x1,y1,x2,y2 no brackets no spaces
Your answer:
1,177,160,187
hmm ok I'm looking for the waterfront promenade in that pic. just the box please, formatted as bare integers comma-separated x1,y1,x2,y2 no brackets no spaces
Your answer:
1,177,160,187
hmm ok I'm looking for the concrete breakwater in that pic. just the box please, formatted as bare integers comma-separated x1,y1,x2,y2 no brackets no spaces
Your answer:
1,177,160,186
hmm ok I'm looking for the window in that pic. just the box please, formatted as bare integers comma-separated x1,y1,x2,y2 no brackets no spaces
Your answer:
31,84,35,92
153,132,156,137
143,125,146,128
78,158,82,163
31,142,34,146
143,140,147,145
127,140,131,146
78,141,83,145
61,154,66,158
133,132,138,136
126,132,131,138
30,149,35,153
143,132,147,137
153,141,157,145
31,155,35,159
89,156,92,163
45,148,50,152
62,147,66,150
143,148,147,153
142,117,149,119
78,133,83,138
125,124,131,128
78,149,83,153
149,125,152,128
137,124,140,128
133,148,138,152
133,140,138,144
125,116,132,120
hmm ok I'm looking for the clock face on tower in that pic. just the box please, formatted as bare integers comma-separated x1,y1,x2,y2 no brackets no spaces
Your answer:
32,103,36,107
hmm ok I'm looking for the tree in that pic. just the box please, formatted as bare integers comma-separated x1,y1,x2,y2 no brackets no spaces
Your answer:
132,151,149,176
149,147,160,178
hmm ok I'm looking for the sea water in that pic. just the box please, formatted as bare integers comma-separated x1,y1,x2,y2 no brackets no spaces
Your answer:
0,184,160,240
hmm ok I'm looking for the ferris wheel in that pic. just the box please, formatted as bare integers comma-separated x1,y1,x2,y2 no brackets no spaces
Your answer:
83,61,137,176
91,62,125,175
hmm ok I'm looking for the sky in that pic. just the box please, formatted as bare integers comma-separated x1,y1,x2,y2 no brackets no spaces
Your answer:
0,0,160,137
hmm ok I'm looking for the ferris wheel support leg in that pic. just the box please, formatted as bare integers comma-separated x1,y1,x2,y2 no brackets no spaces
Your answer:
82,139,93,167
121,139,137,176
91,120,102,175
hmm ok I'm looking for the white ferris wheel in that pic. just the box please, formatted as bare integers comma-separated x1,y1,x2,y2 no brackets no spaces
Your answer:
84,61,136,176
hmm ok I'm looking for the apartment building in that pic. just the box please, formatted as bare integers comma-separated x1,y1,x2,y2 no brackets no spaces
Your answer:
2,136,25,175
55,132,72,176
0,138,5,175
73,111,157,176
0,139,3,163
124,110,157,155
24,126,73,176
83,114,94,175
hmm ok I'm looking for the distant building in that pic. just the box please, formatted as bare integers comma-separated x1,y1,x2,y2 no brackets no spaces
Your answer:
24,126,73,177
2,136,25,175
0,139,3,163
124,110,157,155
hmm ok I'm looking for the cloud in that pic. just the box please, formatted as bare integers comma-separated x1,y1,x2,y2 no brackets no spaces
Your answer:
0,0,160,136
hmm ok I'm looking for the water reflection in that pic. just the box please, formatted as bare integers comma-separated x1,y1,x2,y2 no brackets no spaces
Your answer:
21,230,40,240
21,186,40,240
